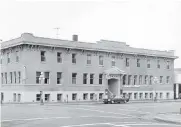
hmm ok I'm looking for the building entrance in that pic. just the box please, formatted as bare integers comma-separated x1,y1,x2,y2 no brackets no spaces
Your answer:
108,79,119,97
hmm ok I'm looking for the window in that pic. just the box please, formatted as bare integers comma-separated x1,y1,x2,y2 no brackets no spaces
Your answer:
166,93,170,99
5,72,7,84
150,76,153,85
99,56,103,65
160,93,163,99
18,72,21,83
145,75,148,84
160,76,163,84
36,94,41,101
0,56,2,64
99,93,103,100
7,52,10,63
72,73,77,84
1,73,3,84
147,59,150,68
14,72,16,84
13,93,16,102
128,93,132,99
150,93,153,99
128,75,131,85
57,52,62,63
1,92,4,102
72,93,77,100
45,94,50,101
157,60,160,68
44,72,50,84
111,56,116,66
156,93,158,98
87,54,91,65
10,72,12,83
15,51,19,62
134,93,138,99
137,59,140,67
41,51,46,62
83,93,88,100
166,76,170,84
36,72,41,84
126,58,129,67
139,75,142,85
166,61,170,69
57,94,62,101
139,93,143,99
99,74,103,85
123,75,126,85
90,93,94,100
72,53,76,64
83,73,88,84
90,74,94,84
133,75,137,85
145,93,148,99
57,72,62,84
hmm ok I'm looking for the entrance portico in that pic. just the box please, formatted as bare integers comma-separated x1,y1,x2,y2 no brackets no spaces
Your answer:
103,67,126,96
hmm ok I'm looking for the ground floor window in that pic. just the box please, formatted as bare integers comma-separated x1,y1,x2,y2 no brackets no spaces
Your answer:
1,92,4,102
90,93,94,100
150,93,153,99
72,93,77,100
13,93,16,102
160,93,163,99
17,94,21,102
83,93,88,100
45,94,50,101
99,93,103,100
57,94,62,101
156,93,158,98
36,94,41,101
139,93,143,99
128,93,132,99
134,93,138,100
166,92,170,99
145,93,148,99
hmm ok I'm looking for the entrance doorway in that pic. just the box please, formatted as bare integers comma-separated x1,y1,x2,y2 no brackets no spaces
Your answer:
108,79,119,96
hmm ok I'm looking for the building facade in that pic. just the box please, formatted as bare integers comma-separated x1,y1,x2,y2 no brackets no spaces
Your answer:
174,68,181,99
0,33,178,103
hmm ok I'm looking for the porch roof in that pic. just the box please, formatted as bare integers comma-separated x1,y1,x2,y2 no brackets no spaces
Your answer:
104,67,126,75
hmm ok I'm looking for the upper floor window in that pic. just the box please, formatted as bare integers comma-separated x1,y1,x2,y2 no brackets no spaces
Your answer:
72,53,76,64
18,71,21,84
166,61,170,69
7,52,10,63
160,76,163,84
90,74,94,84
44,72,50,84
57,52,62,63
87,54,91,65
157,60,160,68
14,72,16,84
57,72,62,84
10,72,12,84
137,59,140,67
99,56,103,65
126,58,129,67
147,59,150,68
123,75,126,85
5,72,7,84
145,75,148,85
128,75,131,85
36,72,41,84
0,56,2,64
72,73,77,84
133,75,137,85
139,75,142,85
41,51,46,62
166,76,170,84
150,76,153,85
111,56,116,66
15,51,19,62
1,73,3,84
99,74,103,85
83,73,88,84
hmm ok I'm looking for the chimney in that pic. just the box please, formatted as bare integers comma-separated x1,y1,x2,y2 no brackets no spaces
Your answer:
72,35,78,41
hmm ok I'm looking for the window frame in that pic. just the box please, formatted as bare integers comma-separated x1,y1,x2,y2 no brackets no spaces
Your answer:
72,73,77,84
57,52,62,63
40,51,46,62
72,53,76,64
90,74,94,84
87,54,91,65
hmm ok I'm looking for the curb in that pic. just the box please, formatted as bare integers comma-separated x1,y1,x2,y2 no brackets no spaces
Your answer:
154,117,181,125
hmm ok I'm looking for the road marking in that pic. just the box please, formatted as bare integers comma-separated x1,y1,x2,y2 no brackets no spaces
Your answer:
64,107,136,118
115,123,181,126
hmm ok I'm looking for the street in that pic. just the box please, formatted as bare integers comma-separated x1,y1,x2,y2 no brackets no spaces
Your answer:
1,102,181,127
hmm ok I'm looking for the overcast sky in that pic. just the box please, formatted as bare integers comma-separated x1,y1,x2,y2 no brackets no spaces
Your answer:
0,0,180,68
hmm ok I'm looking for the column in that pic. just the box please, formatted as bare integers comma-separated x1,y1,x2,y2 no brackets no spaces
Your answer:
120,74,123,95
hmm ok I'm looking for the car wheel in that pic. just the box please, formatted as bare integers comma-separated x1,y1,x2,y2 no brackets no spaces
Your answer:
111,101,114,104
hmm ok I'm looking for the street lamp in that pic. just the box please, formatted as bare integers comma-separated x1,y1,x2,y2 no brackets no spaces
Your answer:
153,77,159,102
39,72,45,105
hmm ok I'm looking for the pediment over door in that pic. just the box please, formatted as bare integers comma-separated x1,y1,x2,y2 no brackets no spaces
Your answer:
104,67,126,79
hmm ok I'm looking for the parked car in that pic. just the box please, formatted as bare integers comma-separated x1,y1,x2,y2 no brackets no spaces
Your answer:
103,95,129,104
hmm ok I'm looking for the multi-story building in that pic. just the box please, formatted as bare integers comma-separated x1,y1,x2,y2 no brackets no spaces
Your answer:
0,33,178,103
174,68,181,99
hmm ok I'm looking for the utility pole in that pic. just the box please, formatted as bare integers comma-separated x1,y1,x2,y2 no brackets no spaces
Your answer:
54,27,60,39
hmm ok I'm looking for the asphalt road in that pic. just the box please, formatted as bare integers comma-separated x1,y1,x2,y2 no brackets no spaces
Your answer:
1,102,181,127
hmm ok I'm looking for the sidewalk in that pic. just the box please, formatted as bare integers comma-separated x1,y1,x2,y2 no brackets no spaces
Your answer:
154,113,181,125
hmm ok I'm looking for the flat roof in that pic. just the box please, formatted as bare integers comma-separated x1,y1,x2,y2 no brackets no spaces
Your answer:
0,33,178,59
